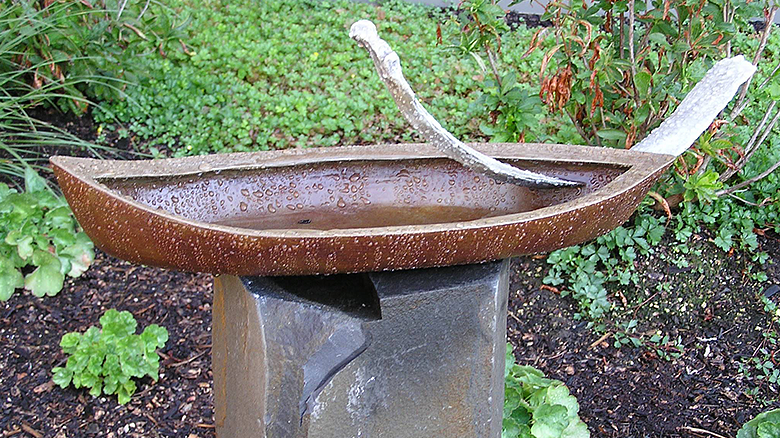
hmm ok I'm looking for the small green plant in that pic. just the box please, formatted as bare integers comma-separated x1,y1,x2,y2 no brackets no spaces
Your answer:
738,408,780,438
738,296,780,393
611,320,683,361
645,331,684,361
0,168,94,301
683,170,724,204
52,309,169,405
504,344,590,438
543,208,666,319
613,319,643,349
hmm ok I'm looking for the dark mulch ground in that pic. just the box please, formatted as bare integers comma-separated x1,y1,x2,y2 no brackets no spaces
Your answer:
509,231,780,438
0,254,214,438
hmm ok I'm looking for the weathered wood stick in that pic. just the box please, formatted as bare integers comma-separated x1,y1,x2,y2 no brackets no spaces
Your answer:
350,19,579,188
632,55,756,156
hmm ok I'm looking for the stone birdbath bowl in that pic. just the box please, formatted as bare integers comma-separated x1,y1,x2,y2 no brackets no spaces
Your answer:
51,20,755,438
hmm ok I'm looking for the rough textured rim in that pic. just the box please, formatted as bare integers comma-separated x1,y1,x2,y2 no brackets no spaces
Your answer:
51,142,672,238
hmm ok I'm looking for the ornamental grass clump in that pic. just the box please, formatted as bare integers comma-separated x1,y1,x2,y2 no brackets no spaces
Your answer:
52,309,169,405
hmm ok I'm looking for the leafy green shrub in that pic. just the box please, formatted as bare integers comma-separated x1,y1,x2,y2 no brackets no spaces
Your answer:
471,71,544,143
527,0,759,148
442,0,550,143
504,344,589,438
0,168,94,301
52,309,169,405
612,320,684,361
448,0,778,251
0,0,176,181
738,409,780,438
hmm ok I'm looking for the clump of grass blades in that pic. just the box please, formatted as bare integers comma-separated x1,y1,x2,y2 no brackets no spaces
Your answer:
0,1,139,190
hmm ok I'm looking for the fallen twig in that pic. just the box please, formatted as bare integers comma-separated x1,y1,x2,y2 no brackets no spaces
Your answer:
634,291,661,314
717,157,780,197
680,425,730,438
123,23,148,41
588,332,613,350
168,350,208,368
20,423,42,438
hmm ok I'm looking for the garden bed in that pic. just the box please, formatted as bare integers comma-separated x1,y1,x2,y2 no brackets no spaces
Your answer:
1,229,778,437
2,0,779,435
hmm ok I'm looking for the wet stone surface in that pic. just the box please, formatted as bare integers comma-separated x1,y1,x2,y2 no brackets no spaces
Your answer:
213,261,509,438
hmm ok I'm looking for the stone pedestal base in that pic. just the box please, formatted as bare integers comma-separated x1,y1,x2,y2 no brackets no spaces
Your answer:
212,261,510,438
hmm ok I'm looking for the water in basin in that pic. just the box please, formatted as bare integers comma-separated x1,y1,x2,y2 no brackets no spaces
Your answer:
100,158,626,231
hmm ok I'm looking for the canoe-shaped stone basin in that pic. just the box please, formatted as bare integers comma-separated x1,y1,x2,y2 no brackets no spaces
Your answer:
51,143,673,276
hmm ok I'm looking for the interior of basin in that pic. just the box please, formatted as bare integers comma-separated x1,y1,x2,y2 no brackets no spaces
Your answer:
98,158,629,231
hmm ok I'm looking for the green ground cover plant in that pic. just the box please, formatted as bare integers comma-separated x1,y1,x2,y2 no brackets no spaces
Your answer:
52,309,169,405
95,0,520,154
542,207,666,319
0,168,93,301
739,408,780,438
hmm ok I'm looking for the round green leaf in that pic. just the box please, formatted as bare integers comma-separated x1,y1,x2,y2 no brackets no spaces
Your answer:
52,367,73,388
141,324,169,350
24,252,64,297
60,332,82,353
101,309,137,339
562,420,590,438
0,263,24,301
24,167,49,194
738,409,780,438
530,404,569,438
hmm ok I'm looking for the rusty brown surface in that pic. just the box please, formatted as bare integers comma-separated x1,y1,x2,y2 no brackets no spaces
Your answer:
51,143,672,276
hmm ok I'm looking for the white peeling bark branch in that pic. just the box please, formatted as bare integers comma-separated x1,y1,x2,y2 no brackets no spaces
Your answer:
632,56,756,156
349,20,578,188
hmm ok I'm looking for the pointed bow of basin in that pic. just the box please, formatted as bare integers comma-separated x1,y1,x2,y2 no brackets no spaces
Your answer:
51,143,673,276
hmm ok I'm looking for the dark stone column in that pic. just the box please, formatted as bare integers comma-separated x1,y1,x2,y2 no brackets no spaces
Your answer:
212,260,510,438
